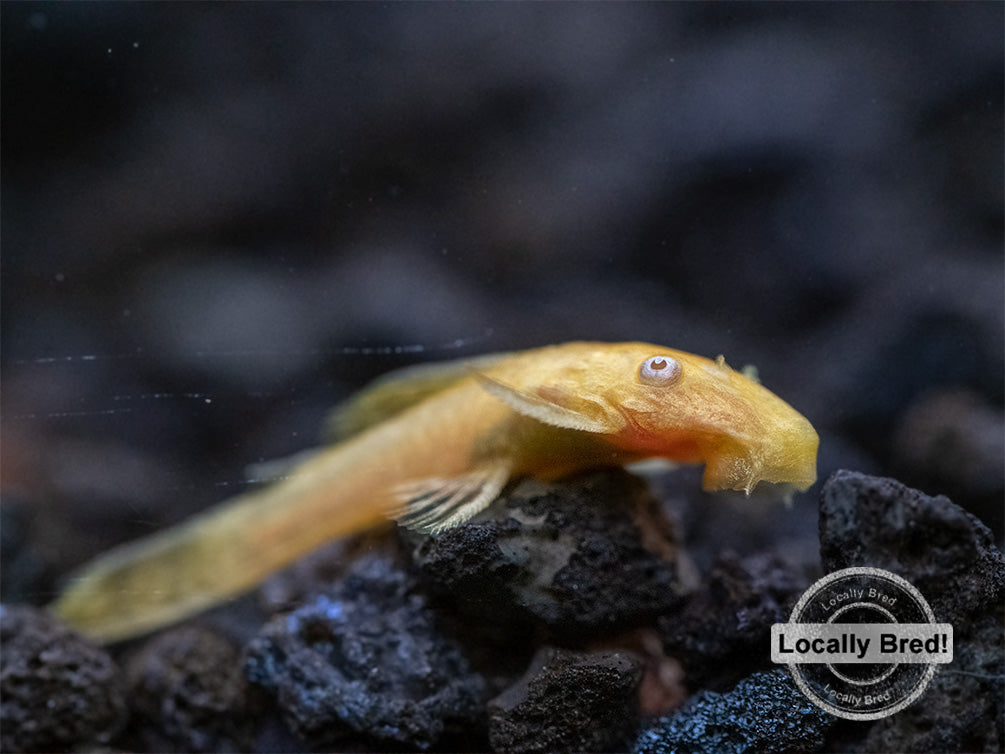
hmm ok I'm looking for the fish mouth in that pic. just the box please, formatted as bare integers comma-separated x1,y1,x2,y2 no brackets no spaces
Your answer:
700,426,819,494
701,451,761,493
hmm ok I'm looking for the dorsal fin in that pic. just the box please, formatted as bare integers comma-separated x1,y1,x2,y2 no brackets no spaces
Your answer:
324,352,510,441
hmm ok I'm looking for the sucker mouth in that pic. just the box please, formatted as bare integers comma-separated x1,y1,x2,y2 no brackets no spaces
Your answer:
701,450,758,493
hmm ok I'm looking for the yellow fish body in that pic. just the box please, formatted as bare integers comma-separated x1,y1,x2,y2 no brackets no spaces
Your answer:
50,341,818,642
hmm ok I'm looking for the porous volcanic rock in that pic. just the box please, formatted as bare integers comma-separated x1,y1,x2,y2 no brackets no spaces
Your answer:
0,605,128,753
634,669,833,754
660,550,810,690
819,471,1005,752
488,646,643,754
403,470,689,642
244,554,486,751
126,624,251,752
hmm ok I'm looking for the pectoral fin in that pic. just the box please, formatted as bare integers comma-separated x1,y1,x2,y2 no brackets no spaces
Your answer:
391,460,512,534
472,371,625,434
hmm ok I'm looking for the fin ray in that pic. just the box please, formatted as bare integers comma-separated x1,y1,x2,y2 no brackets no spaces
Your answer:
391,461,511,534
472,371,624,434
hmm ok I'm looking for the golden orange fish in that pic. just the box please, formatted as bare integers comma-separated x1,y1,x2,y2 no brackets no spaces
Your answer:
50,341,818,642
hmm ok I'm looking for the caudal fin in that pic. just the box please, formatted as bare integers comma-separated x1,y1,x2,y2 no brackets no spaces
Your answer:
49,459,387,642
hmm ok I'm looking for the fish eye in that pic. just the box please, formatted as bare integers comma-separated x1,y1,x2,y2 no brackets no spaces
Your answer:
639,355,682,386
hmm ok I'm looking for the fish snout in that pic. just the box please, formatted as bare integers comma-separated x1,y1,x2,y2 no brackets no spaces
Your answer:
753,414,819,492
701,415,819,494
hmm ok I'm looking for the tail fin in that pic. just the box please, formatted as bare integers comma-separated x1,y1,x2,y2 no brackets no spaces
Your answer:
49,455,387,643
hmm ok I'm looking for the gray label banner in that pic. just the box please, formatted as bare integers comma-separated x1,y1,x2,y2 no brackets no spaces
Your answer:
771,623,954,664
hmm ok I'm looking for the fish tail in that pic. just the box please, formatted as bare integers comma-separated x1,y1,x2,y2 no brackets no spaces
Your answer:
48,459,386,643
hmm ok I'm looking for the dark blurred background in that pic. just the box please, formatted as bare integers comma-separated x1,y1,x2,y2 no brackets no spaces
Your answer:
2,3,1002,598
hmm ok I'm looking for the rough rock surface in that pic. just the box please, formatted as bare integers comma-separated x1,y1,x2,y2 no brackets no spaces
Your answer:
660,550,810,690
634,669,833,754
818,470,1005,752
858,611,1003,753
488,646,643,754
819,470,1005,622
244,554,486,751
404,471,688,642
0,605,128,753
125,625,251,752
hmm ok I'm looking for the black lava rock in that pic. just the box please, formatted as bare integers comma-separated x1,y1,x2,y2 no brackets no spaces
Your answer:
244,554,486,751
488,646,643,754
0,605,128,752
633,669,833,754
858,612,1004,753
818,471,1005,752
126,625,251,752
819,470,1005,622
404,470,688,642
660,551,810,690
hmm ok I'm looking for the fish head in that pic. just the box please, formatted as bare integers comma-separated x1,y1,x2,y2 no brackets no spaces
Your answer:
603,344,819,494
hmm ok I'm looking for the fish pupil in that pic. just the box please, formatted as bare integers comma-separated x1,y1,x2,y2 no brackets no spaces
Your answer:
639,355,681,386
